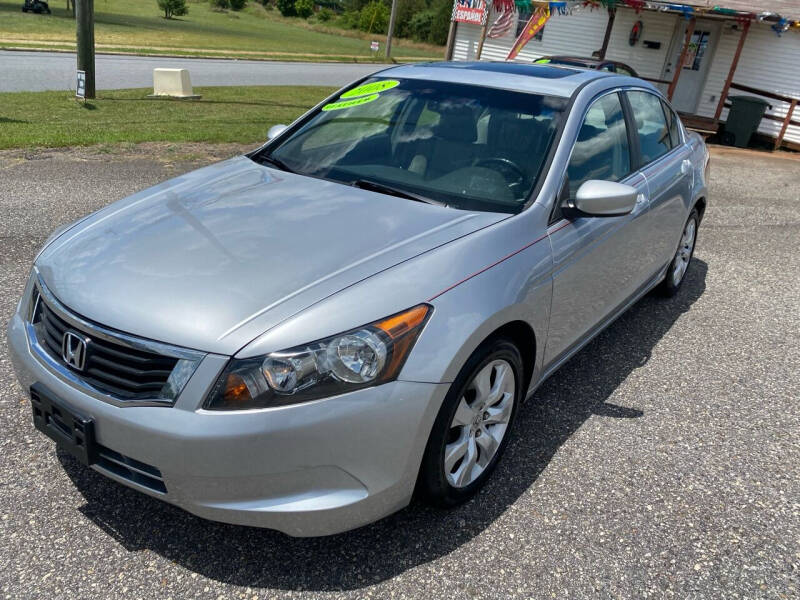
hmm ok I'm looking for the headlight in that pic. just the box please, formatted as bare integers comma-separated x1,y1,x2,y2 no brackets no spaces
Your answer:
204,304,431,410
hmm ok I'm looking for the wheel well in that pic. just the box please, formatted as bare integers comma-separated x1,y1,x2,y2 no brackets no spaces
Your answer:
694,197,706,223
484,321,536,393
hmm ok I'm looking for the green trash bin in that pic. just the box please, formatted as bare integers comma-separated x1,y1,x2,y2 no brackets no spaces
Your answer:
726,95,771,148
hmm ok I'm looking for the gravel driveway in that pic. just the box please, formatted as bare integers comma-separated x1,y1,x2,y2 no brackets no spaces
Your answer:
0,145,798,599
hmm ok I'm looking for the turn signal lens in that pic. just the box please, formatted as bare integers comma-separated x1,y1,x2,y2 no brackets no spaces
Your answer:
222,373,252,406
204,304,432,410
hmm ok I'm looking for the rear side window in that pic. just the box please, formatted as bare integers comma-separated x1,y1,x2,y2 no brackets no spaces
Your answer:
661,100,681,147
566,92,631,198
627,91,672,164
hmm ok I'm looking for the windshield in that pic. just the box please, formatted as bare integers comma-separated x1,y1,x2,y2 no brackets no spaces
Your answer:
260,77,567,213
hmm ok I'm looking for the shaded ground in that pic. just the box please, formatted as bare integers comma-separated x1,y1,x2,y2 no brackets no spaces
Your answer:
0,146,798,599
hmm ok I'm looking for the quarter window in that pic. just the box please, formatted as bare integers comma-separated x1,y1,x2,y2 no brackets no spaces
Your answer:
627,90,672,164
661,100,681,147
566,92,631,198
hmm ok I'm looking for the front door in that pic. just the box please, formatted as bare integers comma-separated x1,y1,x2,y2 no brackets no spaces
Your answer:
663,20,721,114
544,92,652,367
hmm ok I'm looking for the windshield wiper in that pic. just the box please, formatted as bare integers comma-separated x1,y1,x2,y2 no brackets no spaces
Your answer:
352,179,447,207
256,153,295,174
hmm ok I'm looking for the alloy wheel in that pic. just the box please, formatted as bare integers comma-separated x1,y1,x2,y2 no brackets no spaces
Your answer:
672,217,697,287
444,359,515,488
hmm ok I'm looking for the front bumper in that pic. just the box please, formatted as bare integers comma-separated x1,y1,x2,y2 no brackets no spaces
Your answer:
7,310,447,536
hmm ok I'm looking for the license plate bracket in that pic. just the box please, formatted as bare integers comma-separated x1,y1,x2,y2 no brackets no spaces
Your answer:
30,383,97,466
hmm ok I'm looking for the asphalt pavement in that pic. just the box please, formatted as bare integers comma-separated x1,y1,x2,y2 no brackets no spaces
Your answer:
0,145,798,599
0,51,385,92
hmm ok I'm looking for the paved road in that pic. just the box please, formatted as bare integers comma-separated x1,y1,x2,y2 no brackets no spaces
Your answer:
0,146,798,599
0,50,385,92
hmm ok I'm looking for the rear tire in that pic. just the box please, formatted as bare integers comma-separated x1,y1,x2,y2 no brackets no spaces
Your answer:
659,208,699,297
418,338,523,507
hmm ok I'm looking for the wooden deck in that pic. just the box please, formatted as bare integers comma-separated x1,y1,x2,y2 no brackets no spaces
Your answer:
678,113,719,138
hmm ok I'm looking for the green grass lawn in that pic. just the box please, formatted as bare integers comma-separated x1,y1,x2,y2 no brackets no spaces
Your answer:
0,0,441,60
0,86,336,149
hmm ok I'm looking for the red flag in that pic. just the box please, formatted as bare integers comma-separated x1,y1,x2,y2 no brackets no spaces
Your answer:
506,7,551,60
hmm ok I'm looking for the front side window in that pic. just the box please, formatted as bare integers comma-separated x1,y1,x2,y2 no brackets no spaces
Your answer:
566,92,631,198
262,78,567,213
627,90,672,164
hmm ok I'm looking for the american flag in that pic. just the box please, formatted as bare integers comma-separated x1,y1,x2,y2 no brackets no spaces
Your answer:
487,8,516,39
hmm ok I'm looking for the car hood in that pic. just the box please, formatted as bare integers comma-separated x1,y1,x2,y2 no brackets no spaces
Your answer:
36,156,506,354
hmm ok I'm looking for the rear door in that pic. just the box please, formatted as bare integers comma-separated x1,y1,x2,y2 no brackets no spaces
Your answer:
544,91,651,366
624,90,693,272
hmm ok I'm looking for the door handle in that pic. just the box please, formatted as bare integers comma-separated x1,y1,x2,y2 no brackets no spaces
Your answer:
681,159,692,175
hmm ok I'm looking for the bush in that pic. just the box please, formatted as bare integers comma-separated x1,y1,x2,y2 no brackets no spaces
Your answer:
295,0,313,18
276,0,295,15
157,0,188,18
358,1,389,34
229,0,247,9
209,0,229,9
317,6,333,20
341,9,360,28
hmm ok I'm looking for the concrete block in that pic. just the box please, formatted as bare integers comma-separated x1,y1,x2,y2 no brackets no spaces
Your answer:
150,68,201,99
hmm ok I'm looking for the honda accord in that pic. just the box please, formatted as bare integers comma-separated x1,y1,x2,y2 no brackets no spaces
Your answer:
8,62,709,536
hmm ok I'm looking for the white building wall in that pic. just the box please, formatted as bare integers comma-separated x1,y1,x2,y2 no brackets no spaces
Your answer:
453,9,607,63
698,22,800,145
604,9,678,87
452,10,800,146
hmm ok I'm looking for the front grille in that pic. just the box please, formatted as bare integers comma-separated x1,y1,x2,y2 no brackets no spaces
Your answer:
95,444,167,494
33,293,180,401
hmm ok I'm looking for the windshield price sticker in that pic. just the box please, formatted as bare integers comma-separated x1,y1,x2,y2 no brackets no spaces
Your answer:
340,80,400,99
322,94,380,112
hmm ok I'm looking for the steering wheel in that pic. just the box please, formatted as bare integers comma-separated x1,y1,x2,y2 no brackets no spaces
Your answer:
473,157,527,189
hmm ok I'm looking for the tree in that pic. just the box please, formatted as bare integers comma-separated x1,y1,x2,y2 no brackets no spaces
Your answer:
229,0,247,9
276,0,295,16
395,0,426,38
358,1,389,34
157,0,188,18
295,0,313,18
428,0,451,45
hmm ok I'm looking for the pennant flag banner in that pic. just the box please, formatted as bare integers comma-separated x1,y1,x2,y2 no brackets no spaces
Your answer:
481,0,799,31
506,6,551,60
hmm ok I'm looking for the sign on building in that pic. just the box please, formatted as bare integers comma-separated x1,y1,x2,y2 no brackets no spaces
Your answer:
452,0,488,26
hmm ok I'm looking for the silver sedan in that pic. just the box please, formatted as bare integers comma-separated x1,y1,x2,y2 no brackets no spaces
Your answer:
7,62,709,536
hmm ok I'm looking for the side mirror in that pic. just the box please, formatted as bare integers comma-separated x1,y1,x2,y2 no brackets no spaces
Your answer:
267,124,288,140
569,180,638,217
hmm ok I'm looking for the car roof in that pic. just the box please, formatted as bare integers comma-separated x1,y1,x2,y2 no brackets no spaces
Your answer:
545,56,606,67
379,61,614,98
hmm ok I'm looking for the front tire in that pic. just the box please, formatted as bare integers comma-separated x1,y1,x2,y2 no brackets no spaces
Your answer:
659,208,699,297
418,338,523,507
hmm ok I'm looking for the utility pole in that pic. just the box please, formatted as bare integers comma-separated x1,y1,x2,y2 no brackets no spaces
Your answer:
76,0,95,99
385,0,398,59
